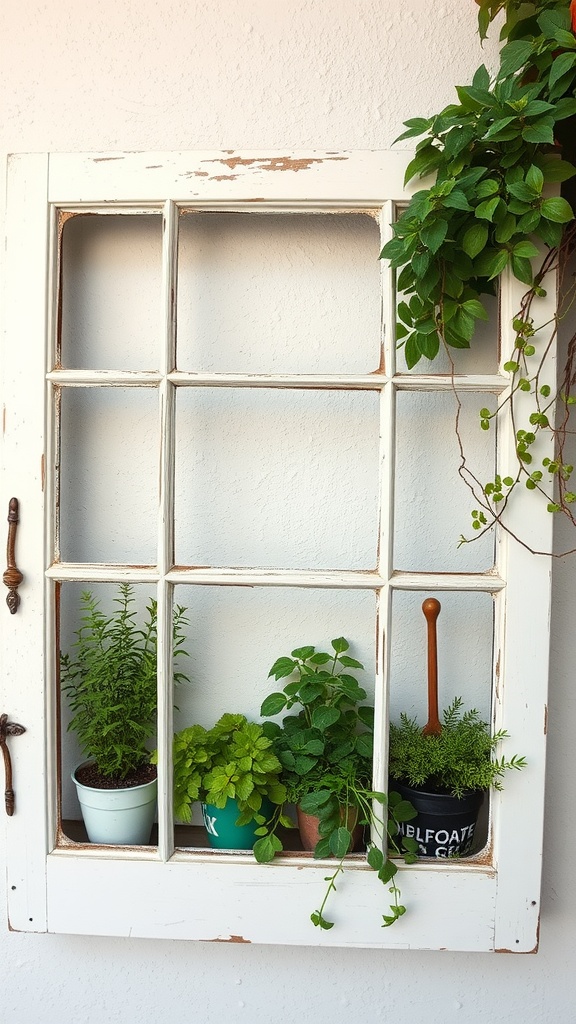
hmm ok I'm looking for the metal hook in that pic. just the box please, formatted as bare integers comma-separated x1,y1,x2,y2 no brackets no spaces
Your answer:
0,714,26,815
3,498,23,614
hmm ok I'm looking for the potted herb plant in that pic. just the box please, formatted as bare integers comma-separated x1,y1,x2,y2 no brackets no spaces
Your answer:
388,598,526,858
389,697,527,857
167,713,288,850
61,583,189,845
254,638,418,929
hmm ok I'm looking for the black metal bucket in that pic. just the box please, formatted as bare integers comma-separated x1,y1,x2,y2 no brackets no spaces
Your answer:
390,780,484,858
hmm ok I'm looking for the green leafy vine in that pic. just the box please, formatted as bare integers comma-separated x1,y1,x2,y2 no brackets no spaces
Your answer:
381,0,576,553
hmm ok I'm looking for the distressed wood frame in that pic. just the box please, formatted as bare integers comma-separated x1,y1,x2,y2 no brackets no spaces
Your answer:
1,152,554,949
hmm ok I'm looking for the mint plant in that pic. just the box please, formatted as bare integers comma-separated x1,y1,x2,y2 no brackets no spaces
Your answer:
167,714,287,828
61,583,189,782
255,638,418,929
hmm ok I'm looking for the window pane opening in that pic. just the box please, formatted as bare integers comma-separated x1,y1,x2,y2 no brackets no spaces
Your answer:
177,211,382,375
174,387,380,571
388,588,496,859
57,582,160,848
58,386,159,565
169,584,376,853
393,389,497,573
59,213,163,372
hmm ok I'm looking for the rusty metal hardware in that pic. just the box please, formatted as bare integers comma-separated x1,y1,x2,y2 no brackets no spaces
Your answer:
0,714,26,816
3,498,23,614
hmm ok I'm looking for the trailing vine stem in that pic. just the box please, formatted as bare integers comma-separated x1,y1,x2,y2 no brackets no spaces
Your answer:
381,0,576,555
453,228,576,555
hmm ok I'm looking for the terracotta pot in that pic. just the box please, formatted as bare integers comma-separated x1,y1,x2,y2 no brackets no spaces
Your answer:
296,803,364,853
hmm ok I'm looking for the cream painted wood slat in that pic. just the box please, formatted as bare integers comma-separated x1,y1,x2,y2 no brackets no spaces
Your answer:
2,155,50,931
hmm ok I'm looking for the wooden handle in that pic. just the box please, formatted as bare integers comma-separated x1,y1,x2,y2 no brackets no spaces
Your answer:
422,597,442,736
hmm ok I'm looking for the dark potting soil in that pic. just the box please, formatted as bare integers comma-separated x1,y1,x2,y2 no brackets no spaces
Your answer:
75,762,157,790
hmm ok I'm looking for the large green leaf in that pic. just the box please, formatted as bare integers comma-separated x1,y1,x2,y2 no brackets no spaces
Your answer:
540,197,574,224
462,298,488,320
391,799,418,823
462,223,488,258
293,754,318,775
268,656,296,679
472,64,490,91
404,334,423,369
474,247,509,280
357,705,374,727
536,218,563,247
329,827,352,859
355,733,373,758
495,213,517,243
331,637,349,653
299,789,332,814
260,692,287,716
418,332,440,360
443,190,473,211
475,196,500,221
378,859,398,885
539,158,576,184
537,8,570,35
421,219,448,253
393,117,432,144
525,165,544,196
291,646,315,660
512,240,539,259
311,706,340,731
338,655,364,669
367,845,385,870
253,834,282,863
522,121,554,145
498,40,533,78
507,181,538,203
299,681,325,704
483,116,517,141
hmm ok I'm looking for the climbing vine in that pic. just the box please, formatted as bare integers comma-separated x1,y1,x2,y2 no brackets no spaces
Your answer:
381,0,576,552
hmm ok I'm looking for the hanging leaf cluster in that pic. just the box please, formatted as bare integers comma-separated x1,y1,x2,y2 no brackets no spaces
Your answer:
381,0,576,370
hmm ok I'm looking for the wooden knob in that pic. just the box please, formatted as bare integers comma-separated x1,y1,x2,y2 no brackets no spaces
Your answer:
422,597,441,623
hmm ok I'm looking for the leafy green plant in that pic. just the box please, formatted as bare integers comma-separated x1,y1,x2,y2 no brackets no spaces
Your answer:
255,639,418,930
380,0,576,552
389,697,526,798
61,583,189,782
166,713,287,828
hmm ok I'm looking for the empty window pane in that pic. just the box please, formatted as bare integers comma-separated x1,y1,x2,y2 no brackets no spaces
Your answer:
175,387,380,569
394,390,497,572
177,212,382,374
59,387,158,563
60,214,162,371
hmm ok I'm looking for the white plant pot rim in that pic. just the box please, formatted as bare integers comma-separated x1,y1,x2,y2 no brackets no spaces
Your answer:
72,759,157,794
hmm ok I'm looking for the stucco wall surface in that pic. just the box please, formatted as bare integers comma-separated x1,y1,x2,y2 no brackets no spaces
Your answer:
1,1,574,1022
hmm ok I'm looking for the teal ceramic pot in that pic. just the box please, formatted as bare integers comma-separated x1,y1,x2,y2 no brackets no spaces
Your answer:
201,798,271,850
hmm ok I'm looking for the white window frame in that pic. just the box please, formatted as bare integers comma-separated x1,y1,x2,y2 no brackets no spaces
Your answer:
1,151,553,949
